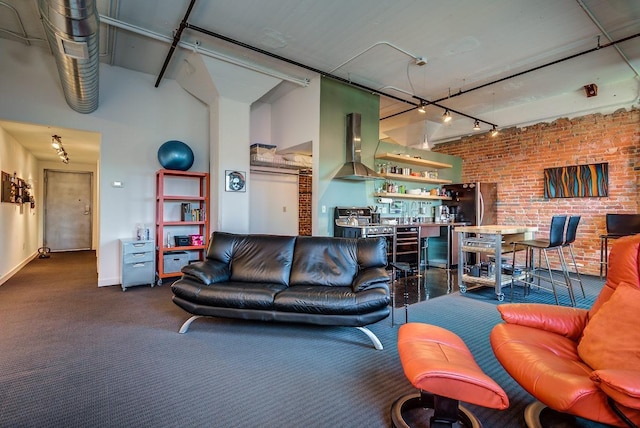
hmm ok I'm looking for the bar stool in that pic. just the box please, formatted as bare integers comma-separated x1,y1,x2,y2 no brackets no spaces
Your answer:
562,215,585,299
599,213,640,278
511,215,575,306
390,262,412,326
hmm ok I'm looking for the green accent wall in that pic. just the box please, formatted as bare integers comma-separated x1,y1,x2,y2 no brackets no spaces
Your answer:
316,77,461,236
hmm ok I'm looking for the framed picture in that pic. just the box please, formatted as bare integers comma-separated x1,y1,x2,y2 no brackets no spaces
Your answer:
544,162,608,198
225,170,246,192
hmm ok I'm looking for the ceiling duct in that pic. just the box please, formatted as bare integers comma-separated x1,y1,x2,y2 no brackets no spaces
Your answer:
38,0,99,113
334,113,382,181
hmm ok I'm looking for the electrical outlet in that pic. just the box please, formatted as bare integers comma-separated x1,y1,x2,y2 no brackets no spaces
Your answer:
321,205,326,213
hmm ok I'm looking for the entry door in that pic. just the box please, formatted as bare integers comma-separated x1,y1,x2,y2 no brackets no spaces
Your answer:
44,170,93,251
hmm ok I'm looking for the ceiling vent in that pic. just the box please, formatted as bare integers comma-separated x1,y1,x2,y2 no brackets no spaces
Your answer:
38,0,99,113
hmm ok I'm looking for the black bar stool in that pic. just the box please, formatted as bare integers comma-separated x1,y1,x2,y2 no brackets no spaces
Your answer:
599,214,640,278
562,215,585,299
390,262,412,326
511,216,575,306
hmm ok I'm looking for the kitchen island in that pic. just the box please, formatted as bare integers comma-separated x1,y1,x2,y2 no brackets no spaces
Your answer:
454,225,538,301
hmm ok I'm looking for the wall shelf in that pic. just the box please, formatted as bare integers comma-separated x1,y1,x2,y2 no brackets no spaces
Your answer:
374,192,452,201
375,153,453,169
377,172,452,185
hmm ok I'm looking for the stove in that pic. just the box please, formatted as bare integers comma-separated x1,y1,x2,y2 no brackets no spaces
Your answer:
333,207,394,238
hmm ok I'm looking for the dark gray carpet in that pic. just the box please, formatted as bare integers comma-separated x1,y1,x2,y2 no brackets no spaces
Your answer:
0,252,610,427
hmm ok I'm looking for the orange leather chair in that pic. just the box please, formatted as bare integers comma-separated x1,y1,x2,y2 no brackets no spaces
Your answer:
491,234,640,427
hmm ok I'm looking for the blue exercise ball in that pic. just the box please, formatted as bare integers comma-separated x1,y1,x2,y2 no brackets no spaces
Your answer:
157,140,194,171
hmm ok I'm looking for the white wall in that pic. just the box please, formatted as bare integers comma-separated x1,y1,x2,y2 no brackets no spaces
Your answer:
0,128,39,284
270,78,321,233
0,38,209,286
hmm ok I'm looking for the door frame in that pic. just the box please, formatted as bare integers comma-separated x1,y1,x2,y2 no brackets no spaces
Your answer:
43,169,94,251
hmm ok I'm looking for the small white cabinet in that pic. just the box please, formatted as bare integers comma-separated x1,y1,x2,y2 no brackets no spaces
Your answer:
120,239,155,291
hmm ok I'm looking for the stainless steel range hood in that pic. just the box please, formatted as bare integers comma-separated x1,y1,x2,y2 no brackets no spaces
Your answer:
334,113,382,181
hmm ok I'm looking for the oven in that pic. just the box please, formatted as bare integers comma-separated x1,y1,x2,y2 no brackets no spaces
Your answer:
333,207,395,265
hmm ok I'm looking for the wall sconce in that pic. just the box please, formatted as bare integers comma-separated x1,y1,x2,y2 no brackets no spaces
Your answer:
51,135,69,163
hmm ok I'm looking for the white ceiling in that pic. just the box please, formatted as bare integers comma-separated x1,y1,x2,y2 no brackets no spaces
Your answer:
1,0,639,162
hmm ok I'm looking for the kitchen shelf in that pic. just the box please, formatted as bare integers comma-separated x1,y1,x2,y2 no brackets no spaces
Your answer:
375,153,453,169
378,172,452,185
374,192,452,201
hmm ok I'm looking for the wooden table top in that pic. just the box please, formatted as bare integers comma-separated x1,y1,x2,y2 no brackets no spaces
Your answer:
454,225,538,234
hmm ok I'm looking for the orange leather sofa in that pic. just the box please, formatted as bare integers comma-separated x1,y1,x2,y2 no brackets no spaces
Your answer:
491,233,640,427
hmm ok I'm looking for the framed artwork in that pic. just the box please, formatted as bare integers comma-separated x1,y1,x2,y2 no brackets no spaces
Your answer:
225,170,246,192
544,162,608,198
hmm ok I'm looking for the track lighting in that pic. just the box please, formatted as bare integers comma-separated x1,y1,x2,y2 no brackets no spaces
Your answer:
473,120,481,130
442,109,452,122
491,125,499,137
50,135,69,163
417,101,427,113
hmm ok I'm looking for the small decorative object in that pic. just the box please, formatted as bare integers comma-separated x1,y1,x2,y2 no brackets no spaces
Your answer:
225,170,246,192
37,247,51,259
190,234,203,246
157,140,194,171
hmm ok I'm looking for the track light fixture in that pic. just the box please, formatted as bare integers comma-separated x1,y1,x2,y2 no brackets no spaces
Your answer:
417,101,427,113
491,125,499,137
51,135,69,164
442,109,452,122
473,120,481,130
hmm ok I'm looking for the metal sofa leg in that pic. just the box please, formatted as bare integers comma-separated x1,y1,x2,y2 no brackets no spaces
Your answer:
178,315,203,333
355,326,383,350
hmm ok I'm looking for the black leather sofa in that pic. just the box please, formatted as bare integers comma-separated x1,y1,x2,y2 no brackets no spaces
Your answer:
171,231,391,349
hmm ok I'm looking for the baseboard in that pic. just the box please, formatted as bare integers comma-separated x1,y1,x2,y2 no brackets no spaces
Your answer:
0,252,38,286
98,277,121,287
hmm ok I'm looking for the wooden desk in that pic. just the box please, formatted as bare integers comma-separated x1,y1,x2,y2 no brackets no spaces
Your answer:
455,225,538,301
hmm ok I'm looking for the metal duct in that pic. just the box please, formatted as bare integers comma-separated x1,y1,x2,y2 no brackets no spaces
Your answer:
38,0,99,113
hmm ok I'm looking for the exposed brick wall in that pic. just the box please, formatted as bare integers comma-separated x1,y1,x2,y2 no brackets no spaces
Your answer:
298,170,312,236
432,108,639,276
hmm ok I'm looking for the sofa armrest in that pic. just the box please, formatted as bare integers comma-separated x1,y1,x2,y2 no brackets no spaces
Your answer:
497,303,589,341
591,369,640,410
181,260,230,285
352,267,390,292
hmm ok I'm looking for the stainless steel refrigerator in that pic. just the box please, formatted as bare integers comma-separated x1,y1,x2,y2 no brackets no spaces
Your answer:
426,182,497,268
442,182,498,226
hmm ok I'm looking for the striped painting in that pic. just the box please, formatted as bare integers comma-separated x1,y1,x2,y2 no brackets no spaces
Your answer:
544,162,608,198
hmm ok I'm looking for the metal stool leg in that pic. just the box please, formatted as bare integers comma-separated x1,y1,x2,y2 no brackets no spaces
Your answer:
566,244,585,298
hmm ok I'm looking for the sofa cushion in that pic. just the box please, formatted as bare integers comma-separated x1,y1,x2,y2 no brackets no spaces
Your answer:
274,285,389,315
578,283,640,371
289,237,358,287
352,267,390,292
228,234,296,285
172,278,287,310
181,259,230,285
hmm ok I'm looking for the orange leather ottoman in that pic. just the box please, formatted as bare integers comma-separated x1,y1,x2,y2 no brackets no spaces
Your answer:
392,323,509,427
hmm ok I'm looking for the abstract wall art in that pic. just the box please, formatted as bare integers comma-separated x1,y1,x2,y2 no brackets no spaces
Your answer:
544,162,608,198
